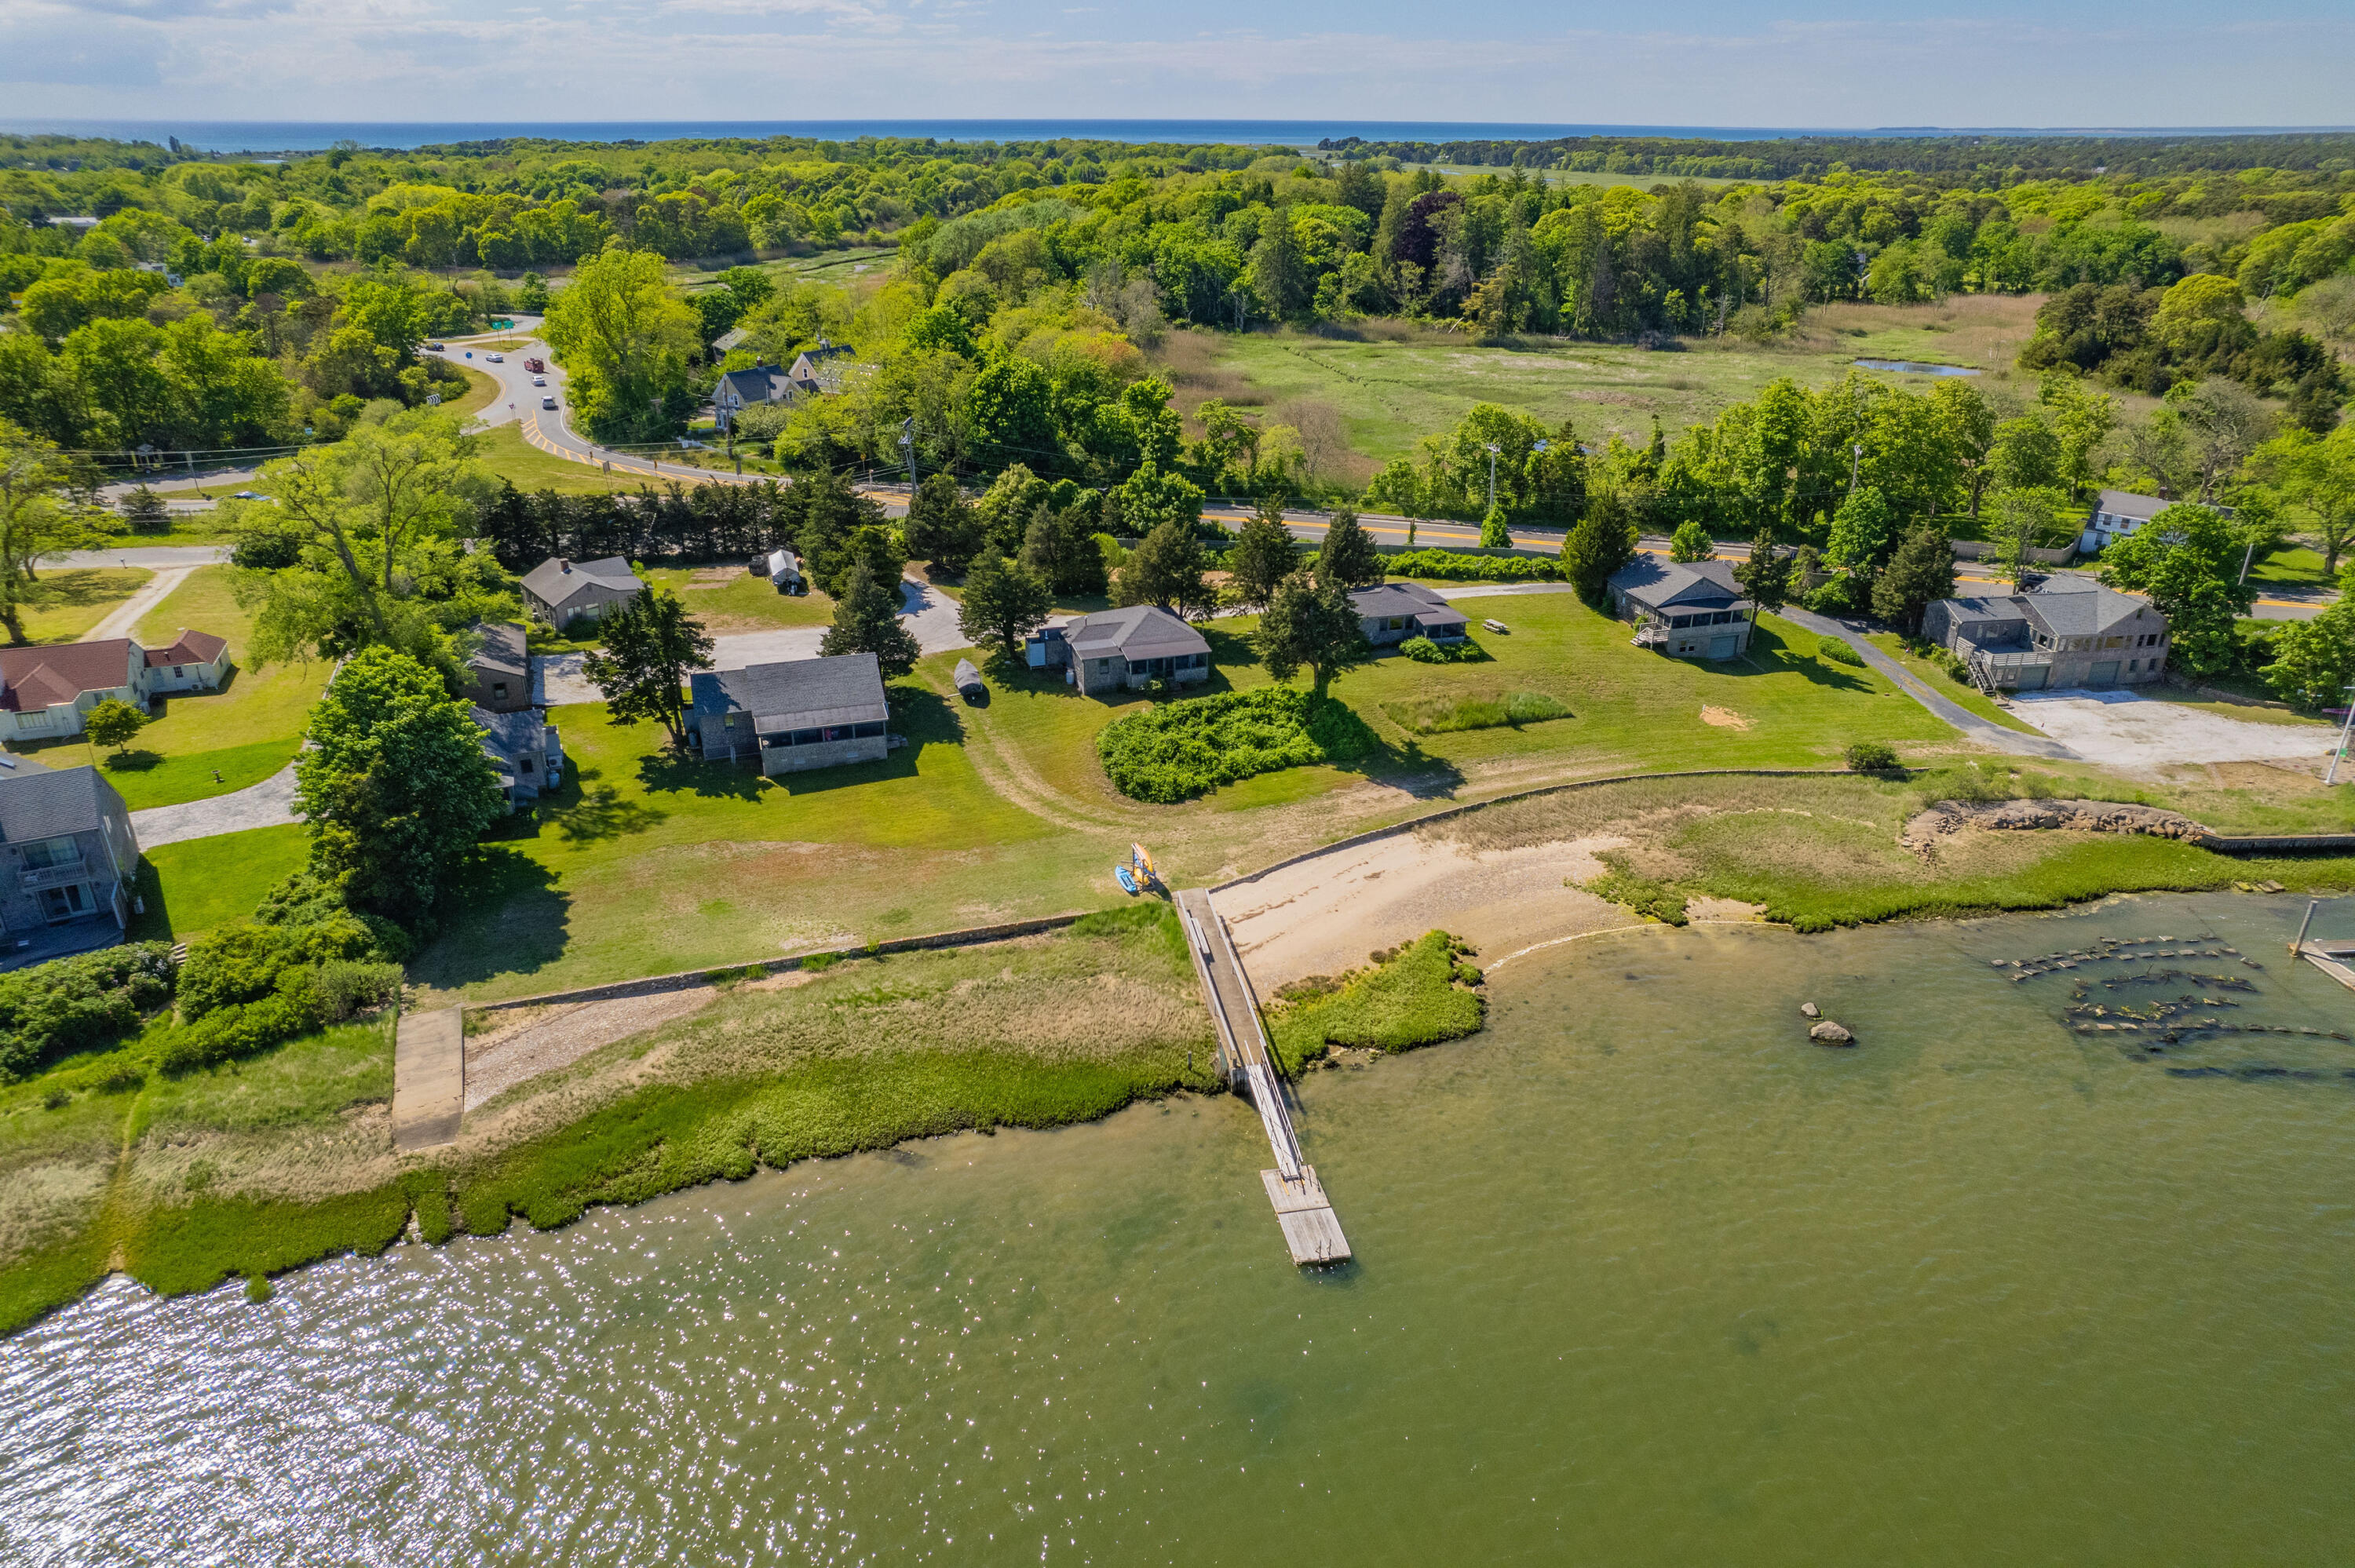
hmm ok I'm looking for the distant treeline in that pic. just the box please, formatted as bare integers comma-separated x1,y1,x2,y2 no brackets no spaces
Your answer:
1317,133,2355,184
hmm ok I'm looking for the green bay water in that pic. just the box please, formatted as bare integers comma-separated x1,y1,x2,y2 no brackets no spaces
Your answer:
5,895,2353,1565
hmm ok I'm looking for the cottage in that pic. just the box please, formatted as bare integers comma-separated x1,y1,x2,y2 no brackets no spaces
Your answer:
1921,576,2170,691
1027,606,1213,697
713,365,798,432
464,622,531,713
689,653,890,776
2080,490,2166,554
0,640,143,741
141,629,230,695
0,755,140,969
520,556,644,630
473,705,564,809
1349,582,1470,647
1605,558,1756,660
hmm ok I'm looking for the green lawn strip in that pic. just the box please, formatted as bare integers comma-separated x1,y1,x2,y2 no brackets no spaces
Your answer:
1381,689,1570,735
640,565,836,630
16,568,151,644
121,1182,414,1300
2247,543,2337,589
450,363,502,418
1862,632,2043,734
474,424,663,495
97,737,297,811
1265,930,1487,1076
130,824,309,944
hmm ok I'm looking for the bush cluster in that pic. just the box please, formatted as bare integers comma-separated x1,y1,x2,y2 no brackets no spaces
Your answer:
1382,549,1561,584
1264,930,1487,1074
1397,635,1490,664
1097,687,1377,803
0,943,178,1080
1815,636,1865,669
1583,856,1692,926
155,874,405,1075
1382,690,1572,735
1846,741,1900,771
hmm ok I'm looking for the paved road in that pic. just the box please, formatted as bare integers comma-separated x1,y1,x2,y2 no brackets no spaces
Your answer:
51,546,231,571
130,761,300,848
1780,606,2080,760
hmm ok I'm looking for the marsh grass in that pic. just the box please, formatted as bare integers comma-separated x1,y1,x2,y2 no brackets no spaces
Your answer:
1265,930,1486,1075
1382,690,1570,735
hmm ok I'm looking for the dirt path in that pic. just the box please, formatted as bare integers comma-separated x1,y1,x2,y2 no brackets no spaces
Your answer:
89,567,189,643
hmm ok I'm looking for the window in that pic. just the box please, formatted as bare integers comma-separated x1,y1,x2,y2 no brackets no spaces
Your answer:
492,682,509,701
852,721,885,738
520,757,535,775
1097,659,1112,675
40,884,89,921
20,838,76,870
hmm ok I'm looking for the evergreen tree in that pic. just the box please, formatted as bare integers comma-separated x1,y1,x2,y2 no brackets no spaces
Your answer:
1561,493,1636,602
1316,509,1382,589
957,546,1052,658
902,472,980,574
1248,214,1310,319
1869,521,1958,634
819,562,921,679
582,585,715,749
1732,531,1795,614
1021,504,1104,598
1479,505,1513,550
1227,504,1301,612
1256,571,1371,698
1115,518,1211,616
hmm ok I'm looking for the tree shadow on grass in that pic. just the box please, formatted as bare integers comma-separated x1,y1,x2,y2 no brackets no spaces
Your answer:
407,847,571,993
550,772,667,844
637,744,770,802
98,749,165,774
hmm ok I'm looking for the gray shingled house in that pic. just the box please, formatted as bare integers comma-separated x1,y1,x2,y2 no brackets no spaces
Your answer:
1606,557,1756,660
473,706,564,809
520,556,644,631
464,622,531,713
0,755,140,969
689,653,890,775
1921,576,2170,691
1349,582,1470,647
1026,606,1213,697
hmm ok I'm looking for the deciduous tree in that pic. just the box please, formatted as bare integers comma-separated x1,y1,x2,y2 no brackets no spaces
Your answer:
2098,502,2255,673
1115,518,1211,617
957,546,1052,658
83,697,145,758
1255,571,1369,697
1668,520,1715,563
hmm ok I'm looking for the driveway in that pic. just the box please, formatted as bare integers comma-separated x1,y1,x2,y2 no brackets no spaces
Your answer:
130,762,300,848
535,579,971,705
1780,606,2080,760
2008,689,2343,769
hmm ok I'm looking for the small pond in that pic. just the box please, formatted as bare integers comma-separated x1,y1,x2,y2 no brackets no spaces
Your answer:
1855,357,1981,376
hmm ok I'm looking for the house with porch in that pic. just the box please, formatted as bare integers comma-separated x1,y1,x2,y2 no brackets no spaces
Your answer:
1026,606,1213,697
1605,558,1756,660
520,556,644,631
1921,576,2169,691
1349,582,1469,647
689,653,891,776
0,755,140,969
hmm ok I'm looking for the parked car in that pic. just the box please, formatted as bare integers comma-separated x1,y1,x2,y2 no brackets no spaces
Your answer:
486,352,504,363
424,341,445,352
541,396,558,410
531,375,546,387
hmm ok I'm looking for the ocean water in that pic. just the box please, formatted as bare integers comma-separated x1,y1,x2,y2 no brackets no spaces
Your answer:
0,120,2324,155
3,894,2351,1565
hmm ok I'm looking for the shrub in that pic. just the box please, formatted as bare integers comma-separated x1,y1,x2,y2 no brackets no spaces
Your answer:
155,978,328,1075
1382,549,1559,583
1846,741,1900,772
230,528,304,570
1265,930,1486,1074
1806,573,1871,616
1097,687,1376,803
1816,636,1864,668
1397,635,1488,665
313,960,404,1021
0,943,177,1080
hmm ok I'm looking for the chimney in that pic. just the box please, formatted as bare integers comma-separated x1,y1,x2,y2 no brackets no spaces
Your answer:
558,558,571,574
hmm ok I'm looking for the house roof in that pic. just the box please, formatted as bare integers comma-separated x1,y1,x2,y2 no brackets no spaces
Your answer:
143,628,229,669
712,326,750,353
2094,490,2168,520
468,622,528,680
689,653,889,733
0,640,135,713
0,761,122,842
2020,578,2151,639
520,556,643,610
1349,582,1469,628
1061,605,1210,662
1607,557,1750,611
717,365,792,406
472,705,552,758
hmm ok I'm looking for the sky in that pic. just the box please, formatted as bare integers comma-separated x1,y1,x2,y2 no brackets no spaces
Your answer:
2,0,2351,129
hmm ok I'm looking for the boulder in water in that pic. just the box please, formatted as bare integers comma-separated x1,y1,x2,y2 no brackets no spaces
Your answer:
1800,1001,1820,1019
1808,1020,1854,1046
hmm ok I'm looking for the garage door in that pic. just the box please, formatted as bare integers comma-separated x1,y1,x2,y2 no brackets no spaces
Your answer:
2014,666,2046,690
1708,635,1738,660
2090,661,2120,687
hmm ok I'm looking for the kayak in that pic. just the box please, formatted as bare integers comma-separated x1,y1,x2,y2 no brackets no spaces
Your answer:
1115,865,1140,895
1131,843,1155,877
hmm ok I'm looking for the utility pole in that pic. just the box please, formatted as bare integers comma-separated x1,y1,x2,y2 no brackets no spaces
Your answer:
1484,443,1501,512
899,416,920,488
1849,441,1863,495
2327,682,2355,786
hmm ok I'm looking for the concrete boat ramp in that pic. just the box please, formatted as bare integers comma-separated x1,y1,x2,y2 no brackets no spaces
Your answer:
1174,888,1351,1267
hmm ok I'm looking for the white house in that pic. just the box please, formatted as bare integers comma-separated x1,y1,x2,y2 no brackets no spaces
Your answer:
0,631,233,741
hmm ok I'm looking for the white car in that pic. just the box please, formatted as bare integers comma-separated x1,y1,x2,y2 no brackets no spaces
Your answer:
531,375,546,387
486,352,505,363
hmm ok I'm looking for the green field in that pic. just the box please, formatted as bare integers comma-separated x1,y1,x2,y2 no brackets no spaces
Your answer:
1160,297,2049,478
15,568,149,645
1862,632,2044,735
130,823,310,945
474,425,664,495
640,565,836,631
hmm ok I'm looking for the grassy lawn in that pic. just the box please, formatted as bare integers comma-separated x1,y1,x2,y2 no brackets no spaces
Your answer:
16,568,150,644
1862,632,2044,735
641,565,836,631
2248,542,2342,591
475,425,663,495
1159,297,2047,470
449,364,502,418
130,823,309,944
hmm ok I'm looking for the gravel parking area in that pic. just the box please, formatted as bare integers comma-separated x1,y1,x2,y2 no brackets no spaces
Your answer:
2009,689,2341,770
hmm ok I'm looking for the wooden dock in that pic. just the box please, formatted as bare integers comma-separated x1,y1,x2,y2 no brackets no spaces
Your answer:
1175,888,1351,1267
2296,940,2355,995
392,1007,466,1151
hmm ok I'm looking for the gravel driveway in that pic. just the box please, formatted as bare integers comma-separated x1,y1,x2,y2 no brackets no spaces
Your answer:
2009,689,2342,769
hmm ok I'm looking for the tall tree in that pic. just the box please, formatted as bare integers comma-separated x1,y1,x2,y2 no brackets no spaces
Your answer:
294,647,503,928
582,586,714,749
1824,485,1897,574
1732,531,1795,614
957,546,1052,658
541,247,699,442
1988,486,2066,588
1226,503,1300,612
2264,425,2355,575
0,420,93,645
1668,520,1715,563
2259,599,2355,709
902,472,980,573
1255,571,1370,698
1561,492,1636,602
1869,521,1957,634
1315,508,1382,589
1116,518,1211,616
2098,503,2255,673
1248,213,1310,320
1020,505,1104,598
818,562,921,679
